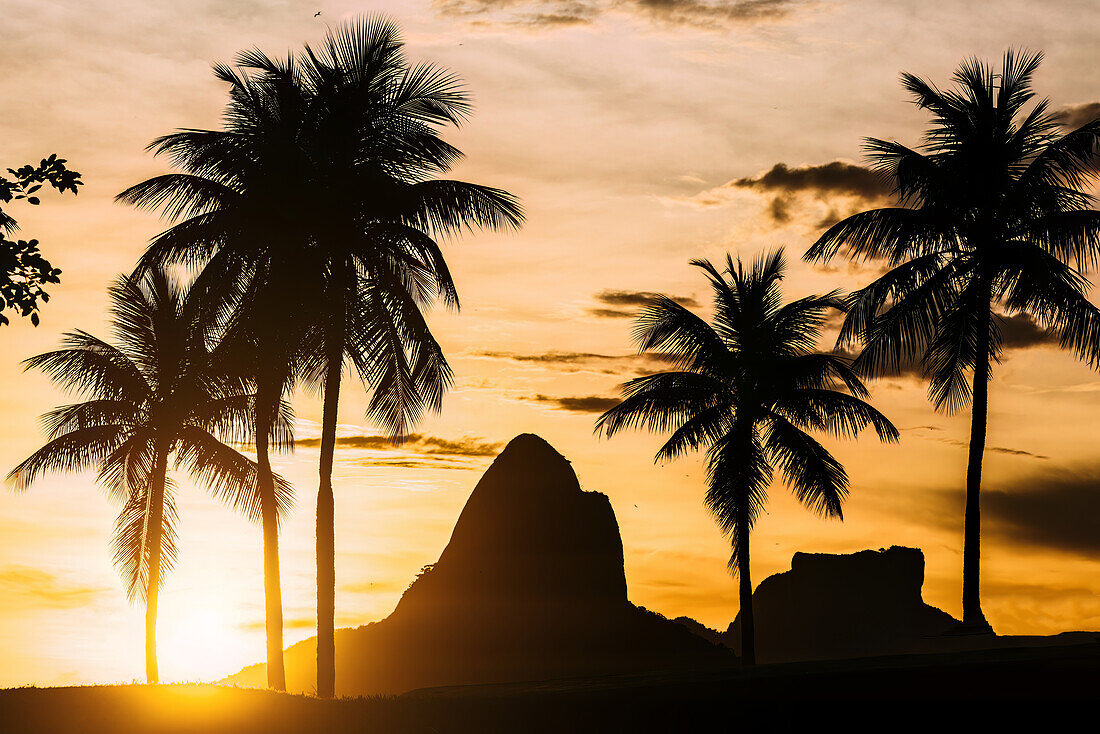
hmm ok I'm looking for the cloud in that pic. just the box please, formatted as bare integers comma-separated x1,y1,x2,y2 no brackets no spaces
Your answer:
432,0,812,30
1054,101,1100,129
525,394,621,413
981,468,1100,557
930,437,1048,460
733,161,891,200
997,313,1058,350
239,616,315,631
477,350,674,375
821,313,1058,381
672,161,893,227
588,289,699,319
900,419,1046,460
295,433,502,457
0,567,111,610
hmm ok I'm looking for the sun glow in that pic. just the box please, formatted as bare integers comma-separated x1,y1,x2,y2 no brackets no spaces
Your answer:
157,602,254,683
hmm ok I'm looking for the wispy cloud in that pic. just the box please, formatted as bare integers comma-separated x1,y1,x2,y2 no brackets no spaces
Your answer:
238,616,315,631
295,433,503,459
587,289,698,319
432,0,815,30
524,394,621,413
476,350,674,375
0,567,111,610
930,437,1049,460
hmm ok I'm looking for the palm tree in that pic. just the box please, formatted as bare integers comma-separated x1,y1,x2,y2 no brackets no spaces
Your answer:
804,50,1100,631
7,265,291,683
117,16,524,697
596,251,898,664
117,50,315,690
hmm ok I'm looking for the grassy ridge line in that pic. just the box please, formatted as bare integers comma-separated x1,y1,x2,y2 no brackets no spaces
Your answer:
2,643,1098,732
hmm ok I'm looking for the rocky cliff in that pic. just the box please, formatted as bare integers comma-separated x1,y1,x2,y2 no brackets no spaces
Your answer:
725,546,960,663
226,434,731,695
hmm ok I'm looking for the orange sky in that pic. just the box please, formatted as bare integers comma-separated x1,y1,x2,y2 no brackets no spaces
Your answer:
2,0,1099,686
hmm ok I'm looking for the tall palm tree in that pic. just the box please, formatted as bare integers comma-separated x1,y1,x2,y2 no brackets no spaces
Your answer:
118,50,315,690
117,16,524,697
596,251,898,664
7,265,292,683
804,50,1100,630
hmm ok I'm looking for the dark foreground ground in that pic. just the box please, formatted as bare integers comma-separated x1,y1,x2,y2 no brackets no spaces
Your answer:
3,642,1098,733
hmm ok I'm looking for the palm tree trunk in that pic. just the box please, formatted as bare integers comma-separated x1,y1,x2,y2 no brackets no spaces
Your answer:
316,347,342,699
256,384,287,691
962,302,992,631
736,509,756,665
145,444,168,684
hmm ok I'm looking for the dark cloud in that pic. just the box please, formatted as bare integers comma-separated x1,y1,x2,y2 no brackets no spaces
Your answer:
982,468,1100,557
432,0,809,30
737,162,890,224
733,161,891,200
1054,101,1100,130
820,313,1058,382
295,433,502,457
0,567,110,609
820,346,924,381
526,394,621,413
477,350,674,375
588,289,699,319
997,313,1058,350
683,161,892,226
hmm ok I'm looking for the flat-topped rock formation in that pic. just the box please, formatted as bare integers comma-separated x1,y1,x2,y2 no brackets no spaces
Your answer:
725,546,961,662
226,434,731,695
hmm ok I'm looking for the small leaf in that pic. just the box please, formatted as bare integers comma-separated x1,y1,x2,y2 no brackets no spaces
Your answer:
30,312,39,326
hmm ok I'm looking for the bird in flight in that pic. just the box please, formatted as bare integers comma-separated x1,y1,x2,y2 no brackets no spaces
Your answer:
314,11,321,17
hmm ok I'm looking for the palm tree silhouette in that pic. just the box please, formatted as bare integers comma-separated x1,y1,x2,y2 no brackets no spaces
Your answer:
596,251,897,664
118,16,524,697
804,50,1100,631
7,265,291,683
118,45,320,691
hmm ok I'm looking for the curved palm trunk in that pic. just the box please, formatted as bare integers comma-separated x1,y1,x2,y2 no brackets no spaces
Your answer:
144,445,169,684
736,508,756,665
316,345,342,699
962,303,992,631
256,382,287,691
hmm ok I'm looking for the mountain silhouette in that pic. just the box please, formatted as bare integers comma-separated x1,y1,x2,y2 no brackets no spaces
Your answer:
724,546,961,662
226,434,731,695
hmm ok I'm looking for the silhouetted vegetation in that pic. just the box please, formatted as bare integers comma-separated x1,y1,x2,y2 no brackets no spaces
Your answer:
117,15,523,697
0,155,81,326
7,265,292,683
6,17,1100,706
4,641,1100,733
804,50,1100,630
597,251,898,663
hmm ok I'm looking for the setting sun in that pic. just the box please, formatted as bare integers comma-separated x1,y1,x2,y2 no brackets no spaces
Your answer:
158,603,250,684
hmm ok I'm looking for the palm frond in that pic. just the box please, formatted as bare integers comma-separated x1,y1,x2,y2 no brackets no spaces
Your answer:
7,425,128,492
764,415,849,519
